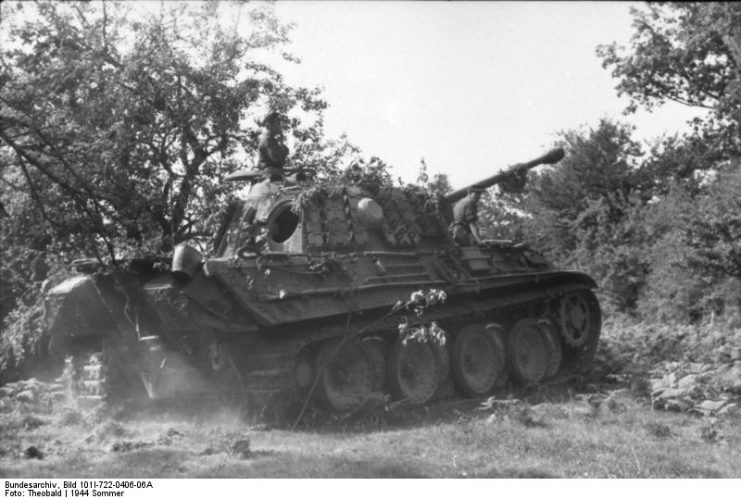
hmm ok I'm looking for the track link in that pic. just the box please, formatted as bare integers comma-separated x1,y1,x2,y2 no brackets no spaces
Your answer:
62,352,108,402
230,286,600,418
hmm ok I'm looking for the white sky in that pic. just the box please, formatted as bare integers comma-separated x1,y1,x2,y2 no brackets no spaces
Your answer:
3,1,704,189
273,1,704,189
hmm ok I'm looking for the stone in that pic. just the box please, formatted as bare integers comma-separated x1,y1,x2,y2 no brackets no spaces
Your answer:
677,374,702,390
15,390,36,403
649,378,666,394
693,400,727,415
663,398,693,412
718,403,739,416
686,362,711,373
716,362,741,392
653,387,692,400
24,446,44,460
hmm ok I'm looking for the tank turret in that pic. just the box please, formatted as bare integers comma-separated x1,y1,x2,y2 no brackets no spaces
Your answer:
44,146,601,421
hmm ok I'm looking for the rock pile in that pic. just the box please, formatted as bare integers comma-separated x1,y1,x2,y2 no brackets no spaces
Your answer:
650,359,741,416
595,320,741,416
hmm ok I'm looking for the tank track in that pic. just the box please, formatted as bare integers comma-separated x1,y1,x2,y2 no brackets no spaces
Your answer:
61,337,145,404
61,352,109,402
58,285,599,419
225,284,600,419
239,343,301,418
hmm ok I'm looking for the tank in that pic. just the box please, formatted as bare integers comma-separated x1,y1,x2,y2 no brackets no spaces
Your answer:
44,147,601,416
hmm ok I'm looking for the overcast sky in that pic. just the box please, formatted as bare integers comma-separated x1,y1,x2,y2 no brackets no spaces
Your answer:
273,1,704,189
6,1,703,189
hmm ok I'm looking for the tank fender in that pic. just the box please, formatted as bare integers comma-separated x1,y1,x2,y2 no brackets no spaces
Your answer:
183,269,261,330
565,271,598,289
46,275,119,355
524,270,598,291
142,267,260,332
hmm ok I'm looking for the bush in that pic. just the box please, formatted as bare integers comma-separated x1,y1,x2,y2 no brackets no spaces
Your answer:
596,314,741,376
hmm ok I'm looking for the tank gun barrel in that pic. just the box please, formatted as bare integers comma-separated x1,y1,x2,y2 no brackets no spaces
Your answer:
444,147,565,204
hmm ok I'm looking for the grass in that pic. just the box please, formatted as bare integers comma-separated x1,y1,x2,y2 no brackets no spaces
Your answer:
1,388,740,478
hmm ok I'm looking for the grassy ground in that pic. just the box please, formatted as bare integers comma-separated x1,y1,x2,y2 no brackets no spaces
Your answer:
1,386,740,478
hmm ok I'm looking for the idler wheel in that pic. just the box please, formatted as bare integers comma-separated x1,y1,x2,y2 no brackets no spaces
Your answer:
559,291,596,347
508,318,550,385
388,338,442,405
538,319,563,379
451,323,507,397
558,290,602,370
314,338,374,413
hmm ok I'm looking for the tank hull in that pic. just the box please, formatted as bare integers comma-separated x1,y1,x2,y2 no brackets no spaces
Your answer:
46,245,600,415
45,152,602,417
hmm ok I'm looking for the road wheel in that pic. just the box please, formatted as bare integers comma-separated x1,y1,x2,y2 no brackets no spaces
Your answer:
508,318,550,385
388,338,442,405
314,338,374,413
538,319,563,379
362,337,388,393
451,323,507,397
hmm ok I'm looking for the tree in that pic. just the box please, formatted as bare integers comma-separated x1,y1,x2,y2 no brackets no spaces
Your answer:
0,1,368,377
491,120,650,313
522,120,643,260
0,1,330,262
684,161,741,280
416,157,451,196
476,186,528,242
598,3,741,153
597,2,741,322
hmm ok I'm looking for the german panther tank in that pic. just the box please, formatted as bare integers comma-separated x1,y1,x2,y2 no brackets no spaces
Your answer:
45,147,601,416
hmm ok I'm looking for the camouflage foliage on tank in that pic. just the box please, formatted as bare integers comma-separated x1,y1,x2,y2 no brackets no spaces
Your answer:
44,147,601,419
